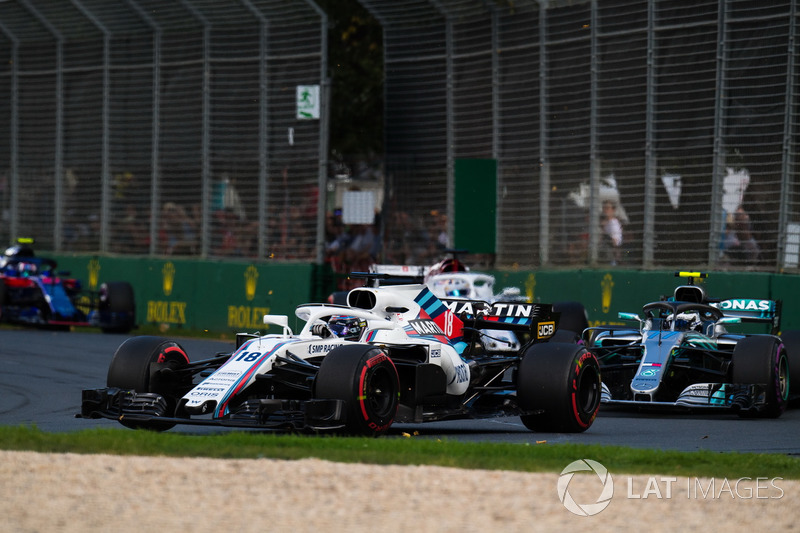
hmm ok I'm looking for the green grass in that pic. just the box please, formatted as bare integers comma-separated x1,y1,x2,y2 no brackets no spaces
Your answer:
1,425,798,479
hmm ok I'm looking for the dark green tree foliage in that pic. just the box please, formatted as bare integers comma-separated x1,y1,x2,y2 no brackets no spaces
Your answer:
318,0,384,166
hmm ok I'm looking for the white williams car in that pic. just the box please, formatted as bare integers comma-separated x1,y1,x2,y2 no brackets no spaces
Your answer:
80,282,601,436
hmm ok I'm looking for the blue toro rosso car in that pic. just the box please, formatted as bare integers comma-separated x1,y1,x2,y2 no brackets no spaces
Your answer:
0,239,136,333
584,272,799,418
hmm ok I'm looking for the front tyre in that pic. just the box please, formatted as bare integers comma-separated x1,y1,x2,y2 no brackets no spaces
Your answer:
517,342,601,432
315,345,399,437
732,336,789,418
106,336,190,430
778,330,800,405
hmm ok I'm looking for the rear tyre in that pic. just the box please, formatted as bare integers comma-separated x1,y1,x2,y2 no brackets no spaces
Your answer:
517,342,601,432
106,336,190,430
315,344,399,437
99,281,136,333
548,329,581,344
553,301,589,336
732,336,789,418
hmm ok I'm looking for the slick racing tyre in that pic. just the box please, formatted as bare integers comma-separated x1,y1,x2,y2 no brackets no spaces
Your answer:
517,342,601,433
315,345,399,437
552,301,589,337
778,330,800,405
732,336,789,418
99,281,136,333
106,336,190,430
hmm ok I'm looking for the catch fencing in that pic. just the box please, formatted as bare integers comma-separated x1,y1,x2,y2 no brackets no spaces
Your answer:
364,0,800,272
1,0,799,273
0,0,327,261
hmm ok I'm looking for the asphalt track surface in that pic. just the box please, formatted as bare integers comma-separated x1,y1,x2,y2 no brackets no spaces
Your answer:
2,328,799,455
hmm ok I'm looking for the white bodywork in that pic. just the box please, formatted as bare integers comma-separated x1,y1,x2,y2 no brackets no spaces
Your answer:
181,284,469,418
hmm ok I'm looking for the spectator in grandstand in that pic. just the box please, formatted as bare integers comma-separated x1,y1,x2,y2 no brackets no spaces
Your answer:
212,173,246,221
600,200,624,265
721,205,760,266
211,208,242,257
343,219,381,272
114,203,150,254
431,210,450,253
325,211,351,265
383,210,414,265
567,212,590,264
160,202,199,255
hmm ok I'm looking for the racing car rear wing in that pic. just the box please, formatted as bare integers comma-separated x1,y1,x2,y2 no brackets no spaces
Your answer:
368,264,428,284
351,267,426,287
672,270,781,334
708,298,781,334
440,298,558,341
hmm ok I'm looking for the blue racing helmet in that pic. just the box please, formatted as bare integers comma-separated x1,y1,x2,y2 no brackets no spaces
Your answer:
328,315,366,340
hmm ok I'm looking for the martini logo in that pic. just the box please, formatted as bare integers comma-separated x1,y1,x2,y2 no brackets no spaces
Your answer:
408,320,445,336
441,300,537,318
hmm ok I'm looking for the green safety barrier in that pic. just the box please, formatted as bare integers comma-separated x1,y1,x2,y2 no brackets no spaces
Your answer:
46,254,800,334
49,254,331,336
491,268,797,332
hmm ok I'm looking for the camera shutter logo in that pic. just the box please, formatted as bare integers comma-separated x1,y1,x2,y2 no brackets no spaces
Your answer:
558,459,614,516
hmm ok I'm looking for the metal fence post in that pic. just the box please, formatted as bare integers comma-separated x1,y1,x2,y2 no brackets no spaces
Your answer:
642,0,656,269
588,0,599,266
539,0,550,266
778,1,797,270
240,0,270,260
0,22,18,245
73,0,111,253
124,0,162,258
708,0,729,267
305,0,329,265
19,0,64,252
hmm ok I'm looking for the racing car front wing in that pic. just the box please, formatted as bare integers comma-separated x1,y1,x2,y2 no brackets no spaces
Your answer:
79,387,348,431
600,382,773,414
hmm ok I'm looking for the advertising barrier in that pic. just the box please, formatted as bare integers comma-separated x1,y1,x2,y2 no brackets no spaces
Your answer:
50,254,321,336
48,254,800,334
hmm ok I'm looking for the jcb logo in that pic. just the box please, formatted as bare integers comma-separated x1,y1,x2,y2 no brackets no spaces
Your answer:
537,321,555,338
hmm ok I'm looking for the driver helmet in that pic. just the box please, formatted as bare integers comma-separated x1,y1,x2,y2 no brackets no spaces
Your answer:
17,261,37,276
431,277,470,298
673,311,701,331
1,244,35,269
428,257,468,278
3,244,35,259
328,315,366,340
